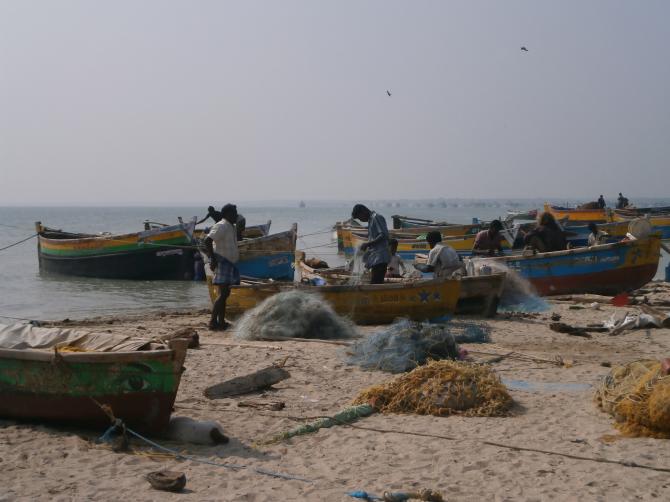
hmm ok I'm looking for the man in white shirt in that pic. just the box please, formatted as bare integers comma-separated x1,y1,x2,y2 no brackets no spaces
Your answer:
416,231,465,279
204,204,240,330
587,222,608,246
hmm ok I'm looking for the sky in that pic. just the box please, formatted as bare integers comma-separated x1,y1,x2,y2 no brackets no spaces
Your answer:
1,0,669,205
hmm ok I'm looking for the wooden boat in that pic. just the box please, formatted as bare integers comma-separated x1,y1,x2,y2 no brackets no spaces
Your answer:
194,220,272,240
473,235,661,296
543,203,612,223
298,259,505,318
612,214,670,240
346,230,513,260
35,219,197,280
206,274,461,325
0,324,188,433
235,224,297,280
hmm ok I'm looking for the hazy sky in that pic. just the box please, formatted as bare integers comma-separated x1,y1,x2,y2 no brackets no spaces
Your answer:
1,1,669,205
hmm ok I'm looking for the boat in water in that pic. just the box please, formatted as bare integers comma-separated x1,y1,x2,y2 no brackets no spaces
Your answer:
234,224,297,280
0,323,188,433
36,219,198,280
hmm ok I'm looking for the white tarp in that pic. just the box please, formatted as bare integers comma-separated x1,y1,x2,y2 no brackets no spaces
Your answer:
0,323,160,352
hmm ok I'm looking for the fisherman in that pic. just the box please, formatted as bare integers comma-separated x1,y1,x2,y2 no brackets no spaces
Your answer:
351,204,390,284
204,204,240,330
415,231,465,278
597,195,606,209
523,212,567,252
385,239,407,278
472,219,505,256
197,206,223,225
616,192,629,209
587,222,608,246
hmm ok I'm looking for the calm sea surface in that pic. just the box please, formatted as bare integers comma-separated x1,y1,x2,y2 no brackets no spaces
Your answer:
1,199,668,322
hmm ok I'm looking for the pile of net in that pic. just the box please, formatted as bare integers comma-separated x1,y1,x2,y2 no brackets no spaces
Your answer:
343,320,489,373
234,290,357,341
594,359,670,438
353,360,513,417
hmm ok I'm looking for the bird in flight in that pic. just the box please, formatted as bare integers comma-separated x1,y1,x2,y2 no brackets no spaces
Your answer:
386,90,392,97
520,46,528,51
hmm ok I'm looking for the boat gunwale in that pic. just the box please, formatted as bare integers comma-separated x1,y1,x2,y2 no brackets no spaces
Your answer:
0,347,177,363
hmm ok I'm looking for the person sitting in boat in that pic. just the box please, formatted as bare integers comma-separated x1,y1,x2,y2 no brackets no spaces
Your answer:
523,212,567,253
597,195,606,208
197,206,223,225
616,193,630,209
415,231,465,279
587,222,608,246
385,239,407,278
204,204,240,331
472,219,504,256
352,204,390,284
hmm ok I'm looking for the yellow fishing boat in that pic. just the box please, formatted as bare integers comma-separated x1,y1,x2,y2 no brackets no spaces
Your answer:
206,276,461,325
543,203,613,223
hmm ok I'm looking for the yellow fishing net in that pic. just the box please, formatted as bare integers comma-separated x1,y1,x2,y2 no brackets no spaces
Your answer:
353,360,513,417
595,360,670,438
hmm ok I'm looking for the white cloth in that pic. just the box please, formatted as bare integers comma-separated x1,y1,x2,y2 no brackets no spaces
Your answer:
386,255,405,276
207,220,239,263
427,243,463,278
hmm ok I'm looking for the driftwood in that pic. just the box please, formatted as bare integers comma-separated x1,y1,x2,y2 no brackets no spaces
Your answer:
158,327,199,348
204,366,291,399
549,322,592,338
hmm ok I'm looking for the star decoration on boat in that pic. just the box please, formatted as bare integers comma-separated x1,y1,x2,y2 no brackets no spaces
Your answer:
433,292,441,301
630,248,642,264
419,290,430,303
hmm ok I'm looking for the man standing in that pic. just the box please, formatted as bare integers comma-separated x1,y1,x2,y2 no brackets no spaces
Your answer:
204,204,240,330
472,220,504,256
197,205,223,225
351,204,390,284
597,195,606,209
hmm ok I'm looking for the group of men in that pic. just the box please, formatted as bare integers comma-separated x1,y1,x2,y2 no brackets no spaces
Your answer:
595,193,630,210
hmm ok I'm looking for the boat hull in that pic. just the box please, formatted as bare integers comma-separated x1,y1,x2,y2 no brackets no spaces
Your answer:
479,236,661,296
37,222,196,280
0,341,187,433
207,278,461,325
235,224,297,280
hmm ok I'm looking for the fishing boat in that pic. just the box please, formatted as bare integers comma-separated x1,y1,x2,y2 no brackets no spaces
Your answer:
472,235,662,296
298,258,505,318
35,219,198,280
346,230,516,260
235,224,297,280
193,220,272,240
206,273,461,325
543,203,612,223
0,323,188,433
612,214,670,240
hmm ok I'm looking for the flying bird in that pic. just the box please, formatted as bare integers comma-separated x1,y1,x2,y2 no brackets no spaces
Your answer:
520,46,528,51
386,90,392,97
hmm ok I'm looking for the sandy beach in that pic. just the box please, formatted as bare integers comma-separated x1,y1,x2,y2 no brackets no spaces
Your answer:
2,286,670,501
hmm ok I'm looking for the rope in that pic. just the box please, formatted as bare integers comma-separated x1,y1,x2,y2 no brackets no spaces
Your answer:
0,233,37,252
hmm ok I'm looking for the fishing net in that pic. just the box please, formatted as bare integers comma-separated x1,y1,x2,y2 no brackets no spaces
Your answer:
478,261,549,313
234,290,357,341
353,360,513,417
595,360,670,438
343,320,489,373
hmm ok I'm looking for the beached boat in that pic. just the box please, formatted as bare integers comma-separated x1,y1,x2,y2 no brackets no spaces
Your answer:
235,224,297,280
346,230,514,260
0,323,188,433
472,235,662,296
297,259,505,317
35,219,198,280
206,273,461,325
543,203,612,223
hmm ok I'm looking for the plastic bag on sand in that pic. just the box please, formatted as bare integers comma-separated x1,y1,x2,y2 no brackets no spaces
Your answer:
235,290,357,341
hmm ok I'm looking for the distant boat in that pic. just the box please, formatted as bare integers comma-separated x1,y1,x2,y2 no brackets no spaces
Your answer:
299,200,306,208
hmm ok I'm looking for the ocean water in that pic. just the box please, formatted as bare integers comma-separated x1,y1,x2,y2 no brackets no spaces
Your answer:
0,199,668,322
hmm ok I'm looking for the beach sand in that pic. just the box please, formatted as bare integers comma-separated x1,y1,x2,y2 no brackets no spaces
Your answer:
2,287,670,501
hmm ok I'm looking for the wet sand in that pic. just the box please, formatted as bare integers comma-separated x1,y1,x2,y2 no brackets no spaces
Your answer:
2,285,670,501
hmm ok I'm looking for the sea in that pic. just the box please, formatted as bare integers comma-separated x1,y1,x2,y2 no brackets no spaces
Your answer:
1,198,668,322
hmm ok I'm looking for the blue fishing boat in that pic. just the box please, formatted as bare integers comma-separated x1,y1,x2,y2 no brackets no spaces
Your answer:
236,224,297,280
